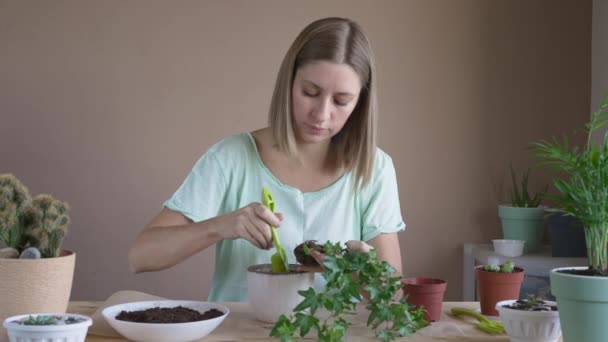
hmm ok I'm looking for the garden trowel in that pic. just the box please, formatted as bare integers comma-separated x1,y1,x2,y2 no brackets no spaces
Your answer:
262,188,289,273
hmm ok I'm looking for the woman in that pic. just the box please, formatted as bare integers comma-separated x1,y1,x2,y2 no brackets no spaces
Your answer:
128,17,405,302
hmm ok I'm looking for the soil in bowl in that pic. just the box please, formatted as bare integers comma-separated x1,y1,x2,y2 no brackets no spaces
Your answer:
115,306,223,323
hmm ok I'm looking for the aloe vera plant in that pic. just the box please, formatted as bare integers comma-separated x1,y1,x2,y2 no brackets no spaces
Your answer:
509,164,548,208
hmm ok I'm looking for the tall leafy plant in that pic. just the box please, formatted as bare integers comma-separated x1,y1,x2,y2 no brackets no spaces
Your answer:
530,96,608,275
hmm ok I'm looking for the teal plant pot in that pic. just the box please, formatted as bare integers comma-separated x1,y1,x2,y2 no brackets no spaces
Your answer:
498,205,545,253
551,267,608,342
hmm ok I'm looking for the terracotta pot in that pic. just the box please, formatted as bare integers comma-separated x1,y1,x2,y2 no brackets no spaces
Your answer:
401,278,447,321
475,265,524,316
0,250,75,341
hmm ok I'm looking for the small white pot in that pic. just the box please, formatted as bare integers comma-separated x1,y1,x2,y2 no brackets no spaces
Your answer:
492,239,525,258
247,264,314,323
495,300,561,342
2,313,92,342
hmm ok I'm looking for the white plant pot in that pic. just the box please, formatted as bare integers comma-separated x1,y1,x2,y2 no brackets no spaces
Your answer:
247,264,314,323
495,300,561,342
2,313,92,342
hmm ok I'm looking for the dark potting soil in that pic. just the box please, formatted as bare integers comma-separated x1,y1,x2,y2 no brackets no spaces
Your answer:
502,299,557,312
116,306,224,323
294,240,326,267
558,268,608,277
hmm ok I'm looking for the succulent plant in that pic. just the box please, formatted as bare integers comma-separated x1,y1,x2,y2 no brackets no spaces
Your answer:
483,260,516,273
0,174,70,258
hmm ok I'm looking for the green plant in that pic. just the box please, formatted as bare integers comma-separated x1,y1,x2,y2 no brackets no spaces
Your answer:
509,164,548,207
530,95,608,275
0,174,70,258
502,293,557,311
483,260,515,273
22,315,58,326
270,241,428,342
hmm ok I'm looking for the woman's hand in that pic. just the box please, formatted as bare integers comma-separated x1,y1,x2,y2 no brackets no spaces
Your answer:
297,240,373,272
217,202,283,250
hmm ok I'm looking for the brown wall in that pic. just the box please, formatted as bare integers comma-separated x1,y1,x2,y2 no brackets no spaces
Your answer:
0,0,591,301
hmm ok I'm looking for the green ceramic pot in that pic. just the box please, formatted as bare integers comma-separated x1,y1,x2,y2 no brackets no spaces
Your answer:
551,267,608,342
498,205,545,253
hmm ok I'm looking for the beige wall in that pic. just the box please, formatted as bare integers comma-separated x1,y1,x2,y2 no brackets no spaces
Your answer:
0,1,591,301
593,0,608,115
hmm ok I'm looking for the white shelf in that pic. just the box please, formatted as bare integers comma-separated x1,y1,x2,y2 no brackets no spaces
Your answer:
462,243,587,301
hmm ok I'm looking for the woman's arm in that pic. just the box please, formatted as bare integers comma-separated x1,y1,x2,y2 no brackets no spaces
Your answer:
128,204,282,273
367,232,403,276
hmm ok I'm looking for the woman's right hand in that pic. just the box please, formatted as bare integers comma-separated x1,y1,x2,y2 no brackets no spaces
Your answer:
217,202,283,249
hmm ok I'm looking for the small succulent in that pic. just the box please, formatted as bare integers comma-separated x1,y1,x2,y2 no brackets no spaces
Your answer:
22,315,58,326
0,174,70,258
502,294,558,311
483,260,515,273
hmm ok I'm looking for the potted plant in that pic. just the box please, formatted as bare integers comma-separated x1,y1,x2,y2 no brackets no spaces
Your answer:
498,165,548,254
3,313,92,342
530,95,608,342
270,241,429,342
495,294,561,342
545,208,587,257
0,174,75,337
475,260,524,316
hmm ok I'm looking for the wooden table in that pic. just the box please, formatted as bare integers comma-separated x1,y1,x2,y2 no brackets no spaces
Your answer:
68,301,534,341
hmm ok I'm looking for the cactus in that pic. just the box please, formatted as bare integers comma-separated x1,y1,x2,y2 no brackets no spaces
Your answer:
0,174,70,258
0,174,31,250
21,195,70,258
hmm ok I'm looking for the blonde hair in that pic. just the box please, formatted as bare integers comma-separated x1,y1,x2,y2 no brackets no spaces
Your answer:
268,17,378,190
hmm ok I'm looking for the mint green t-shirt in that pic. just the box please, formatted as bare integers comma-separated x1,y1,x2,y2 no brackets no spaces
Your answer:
164,133,405,302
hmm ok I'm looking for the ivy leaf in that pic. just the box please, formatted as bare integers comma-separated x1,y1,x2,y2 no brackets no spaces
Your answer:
376,329,395,342
293,312,319,337
270,315,296,341
294,287,320,313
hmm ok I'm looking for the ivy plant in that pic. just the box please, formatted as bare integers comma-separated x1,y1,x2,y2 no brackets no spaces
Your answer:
270,241,429,342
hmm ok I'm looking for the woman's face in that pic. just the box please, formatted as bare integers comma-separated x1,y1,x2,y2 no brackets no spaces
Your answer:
291,61,362,145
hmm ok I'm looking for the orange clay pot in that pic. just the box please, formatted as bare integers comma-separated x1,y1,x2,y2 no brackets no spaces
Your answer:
475,265,524,316
401,277,448,321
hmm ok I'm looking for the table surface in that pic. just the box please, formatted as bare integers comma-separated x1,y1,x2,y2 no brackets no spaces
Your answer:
69,301,553,341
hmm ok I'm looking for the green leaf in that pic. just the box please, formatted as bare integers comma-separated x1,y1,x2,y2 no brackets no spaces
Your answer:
294,312,319,337
270,315,296,341
601,95,608,109
294,287,319,313
376,329,394,342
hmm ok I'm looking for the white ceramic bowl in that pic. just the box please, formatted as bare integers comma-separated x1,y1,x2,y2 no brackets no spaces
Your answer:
247,264,315,323
492,239,525,257
101,300,229,342
2,313,92,342
496,299,561,342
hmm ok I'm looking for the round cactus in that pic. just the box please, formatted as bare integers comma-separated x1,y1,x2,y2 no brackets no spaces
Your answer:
0,174,70,258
